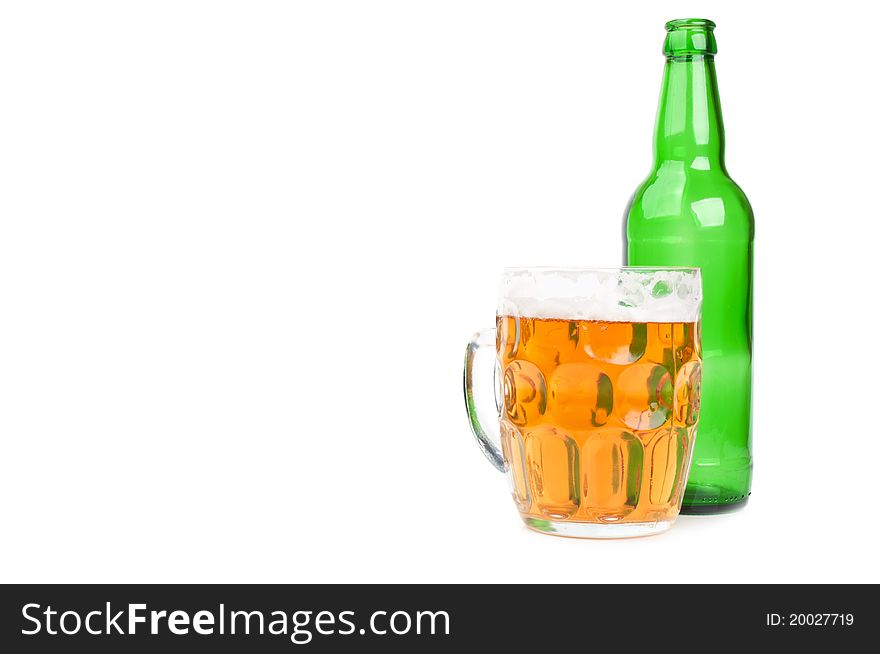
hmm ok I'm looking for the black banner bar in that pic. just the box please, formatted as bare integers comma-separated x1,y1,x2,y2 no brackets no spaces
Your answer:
0,584,872,651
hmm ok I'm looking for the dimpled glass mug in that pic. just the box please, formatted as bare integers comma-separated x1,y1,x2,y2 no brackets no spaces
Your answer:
464,267,702,538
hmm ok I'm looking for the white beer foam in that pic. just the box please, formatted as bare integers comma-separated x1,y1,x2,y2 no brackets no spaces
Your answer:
498,268,702,323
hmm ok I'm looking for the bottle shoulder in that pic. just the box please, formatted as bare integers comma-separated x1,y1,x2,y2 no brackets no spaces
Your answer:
627,164,753,236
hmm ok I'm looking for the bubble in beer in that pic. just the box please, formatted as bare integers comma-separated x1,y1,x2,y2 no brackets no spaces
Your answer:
616,363,673,430
581,321,647,365
673,361,702,426
503,360,547,426
547,362,613,429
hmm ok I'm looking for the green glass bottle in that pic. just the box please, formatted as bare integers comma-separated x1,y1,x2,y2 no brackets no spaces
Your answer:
625,18,753,513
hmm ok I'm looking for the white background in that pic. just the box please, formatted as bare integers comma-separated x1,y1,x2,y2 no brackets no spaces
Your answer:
1,1,878,584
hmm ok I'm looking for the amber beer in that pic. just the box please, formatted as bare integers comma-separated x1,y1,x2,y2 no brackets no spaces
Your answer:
464,267,701,538
496,314,701,531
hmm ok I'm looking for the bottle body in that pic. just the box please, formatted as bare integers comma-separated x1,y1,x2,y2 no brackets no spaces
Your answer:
625,19,753,512
626,168,753,512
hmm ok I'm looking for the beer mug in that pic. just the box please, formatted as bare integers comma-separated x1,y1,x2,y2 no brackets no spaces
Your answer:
463,268,702,538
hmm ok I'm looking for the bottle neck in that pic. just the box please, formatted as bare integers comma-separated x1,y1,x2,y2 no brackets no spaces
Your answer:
653,55,725,170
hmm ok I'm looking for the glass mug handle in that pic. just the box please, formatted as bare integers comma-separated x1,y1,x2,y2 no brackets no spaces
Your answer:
463,328,505,472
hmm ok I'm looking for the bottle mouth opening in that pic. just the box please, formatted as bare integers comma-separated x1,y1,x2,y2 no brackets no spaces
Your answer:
666,18,716,32
663,18,718,56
